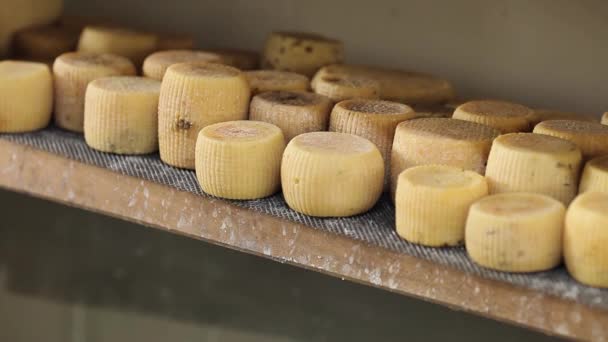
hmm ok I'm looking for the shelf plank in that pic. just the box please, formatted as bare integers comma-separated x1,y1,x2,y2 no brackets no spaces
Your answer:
0,139,605,341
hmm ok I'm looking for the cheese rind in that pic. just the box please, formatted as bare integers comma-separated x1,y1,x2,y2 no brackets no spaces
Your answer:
534,120,608,159
579,156,608,194
84,76,161,154
249,90,332,141
465,193,565,272
564,192,608,288
0,61,52,132
195,120,285,199
453,100,533,133
77,26,158,67
395,165,488,246
281,132,384,217
262,32,343,77
53,52,136,132
143,50,224,80
158,62,250,169
485,133,582,204
312,74,380,102
244,70,309,95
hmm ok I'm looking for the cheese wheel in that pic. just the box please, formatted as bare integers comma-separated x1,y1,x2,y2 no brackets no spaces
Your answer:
262,32,343,77
207,48,259,70
465,193,565,272
195,120,285,199
390,118,500,197
249,90,332,141
157,33,195,50
602,112,608,125
530,109,597,126
412,103,453,119
533,120,608,159
77,26,158,67
13,25,79,60
312,64,455,105
485,133,582,204
329,99,415,186
395,165,488,247
84,76,161,154
281,132,384,217
579,156,608,194
158,62,250,169
53,52,136,132
244,70,309,95
453,100,533,133
564,192,608,288
0,60,52,132
313,74,380,102
142,50,224,80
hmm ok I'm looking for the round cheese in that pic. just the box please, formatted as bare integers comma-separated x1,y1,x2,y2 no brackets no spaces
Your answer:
485,133,582,204
77,26,158,67
453,100,533,133
249,90,332,141
395,165,488,247
281,132,384,217
564,192,608,288
158,62,250,169
142,50,224,80
313,74,380,102
84,76,161,154
465,192,565,272
533,120,608,159
579,156,608,194
0,60,52,132
53,52,136,132
244,70,309,95
195,120,285,199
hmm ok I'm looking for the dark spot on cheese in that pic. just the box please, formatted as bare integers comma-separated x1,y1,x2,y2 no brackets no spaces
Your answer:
176,118,192,130
305,46,313,53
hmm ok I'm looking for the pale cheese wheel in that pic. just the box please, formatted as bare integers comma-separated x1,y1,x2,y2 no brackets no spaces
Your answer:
195,120,285,199
395,165,488,247
281,132,384,217
262,32,343,77
329,99,415,186
390,118,500,197
84,76,161,154
77,26,158,67
0,60,52,132
158,62,250,169
13,25,79,60
312,64,455,105
207,48,259,70
453,100,533,133
602,112,608,125
533,120,608,159
313,74,380,102
244,70,309,95
249,90,332,141
485,133,582,204
53,52,136,132
579,156,608,194
142,50,224,80
564,192,608,288
529,109,597,126
465,193,565,272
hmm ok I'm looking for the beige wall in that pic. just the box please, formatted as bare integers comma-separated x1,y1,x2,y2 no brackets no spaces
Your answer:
65,0,608,115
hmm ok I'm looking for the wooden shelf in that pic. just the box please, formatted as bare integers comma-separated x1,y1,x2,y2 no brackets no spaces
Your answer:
0,138,606,341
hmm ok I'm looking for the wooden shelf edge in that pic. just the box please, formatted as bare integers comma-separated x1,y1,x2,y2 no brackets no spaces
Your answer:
0,139,604,341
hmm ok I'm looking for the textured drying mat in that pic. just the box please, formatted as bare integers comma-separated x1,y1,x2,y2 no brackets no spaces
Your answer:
2,126,608,310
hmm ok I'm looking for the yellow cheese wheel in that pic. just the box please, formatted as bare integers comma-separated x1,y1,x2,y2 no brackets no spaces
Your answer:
390,118,500,197
142,50,224,80
53,52,136,132
312,74,380,102
529,109,597,126
579,156,608,194
465,192,565,272
249,90,332,141
84,76,161,154
77,26,158,67
195,120,285,199
453,100,533,133
281,132,384,217
262,32,343,77
329,99,415,186
157,32,195,50
602,112,608,125
312,64,455,105
0,60,52,132
485,133,582,204
533,120,608,159
564,192,608,287
207,48,259,70
12,25,79,60
158,62,250,169
395,165,488,247
244,70,309,95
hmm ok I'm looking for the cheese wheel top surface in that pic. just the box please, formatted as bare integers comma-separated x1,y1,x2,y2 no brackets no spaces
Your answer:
167,62,241,78
337,99,413,116
90,76,161,93
55,52,134,70
457,100,532,118
535,119,608,135
495,133,579,154
256,90,327,106
571,191,608,214
292,132,376,155
202,120,281,142
318,74,377,89
400,165,484,189
146,50,223,65
0,60,49,78
398,118,500,141
473,193,562,217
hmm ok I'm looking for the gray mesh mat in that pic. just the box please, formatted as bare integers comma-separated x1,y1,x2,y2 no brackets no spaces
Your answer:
2,127,608,310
